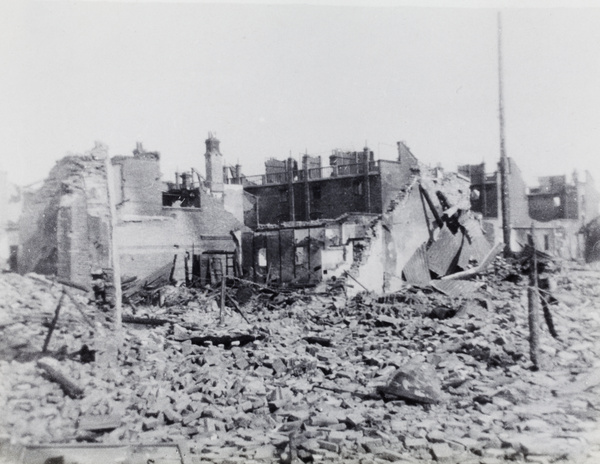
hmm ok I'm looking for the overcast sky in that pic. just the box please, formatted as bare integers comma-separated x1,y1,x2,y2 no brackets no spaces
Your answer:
1,1,600,189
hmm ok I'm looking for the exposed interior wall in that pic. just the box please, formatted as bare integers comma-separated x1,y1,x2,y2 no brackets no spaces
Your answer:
381,177,431,293
507,158,530,227
112,153,163,216
223,184,244,223
583,171,600,222
119,196,246,283
379,161,410,212
346,221,385,297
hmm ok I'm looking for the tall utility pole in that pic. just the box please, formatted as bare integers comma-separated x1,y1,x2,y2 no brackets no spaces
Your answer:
105,154,122,332
498,11,511,257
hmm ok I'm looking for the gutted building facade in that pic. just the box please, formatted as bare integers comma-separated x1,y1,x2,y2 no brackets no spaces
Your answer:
238,142,420,226
238,141,479,293
527,171,599,224
18,137,246,288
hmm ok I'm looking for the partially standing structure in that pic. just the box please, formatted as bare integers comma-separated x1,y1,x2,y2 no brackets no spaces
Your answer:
18,136,247,289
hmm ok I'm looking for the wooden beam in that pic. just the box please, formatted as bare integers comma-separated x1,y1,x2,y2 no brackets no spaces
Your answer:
42,289,66,353
37,359,84,399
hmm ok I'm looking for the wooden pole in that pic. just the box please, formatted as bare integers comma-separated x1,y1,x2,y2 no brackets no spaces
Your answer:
303,152,311,221
363,147,371,213
528,222,540,370
220,275,226,325
418,185,434,242
343,270,369,292
104,153,122,332
288,158,296,224
226,292,251,324
184,252,190,286
498,12,512,257
419,185,443,228
42,289,66,353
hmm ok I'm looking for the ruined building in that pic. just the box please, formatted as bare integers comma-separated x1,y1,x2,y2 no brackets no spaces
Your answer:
239,142,485,293
459,161,600,259
238,142,420,226
458,159,530,247
527,171,599,224
18,136,246,288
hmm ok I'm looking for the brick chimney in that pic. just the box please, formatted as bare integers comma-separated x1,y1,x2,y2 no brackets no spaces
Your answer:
205,132,224,193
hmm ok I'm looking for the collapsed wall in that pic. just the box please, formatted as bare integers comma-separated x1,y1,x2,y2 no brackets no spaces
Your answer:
345,165,474,296
19,143,111,286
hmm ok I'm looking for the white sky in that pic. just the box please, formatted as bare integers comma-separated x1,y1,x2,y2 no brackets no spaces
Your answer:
1,1,600,189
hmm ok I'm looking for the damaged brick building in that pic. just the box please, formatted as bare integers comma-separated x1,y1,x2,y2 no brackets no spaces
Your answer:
240,141,419,225
18,136,247,289
459,161,600,260
238,142,490,295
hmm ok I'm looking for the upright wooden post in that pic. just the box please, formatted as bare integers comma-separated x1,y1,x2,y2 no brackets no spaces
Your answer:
287,157,296,224
498,12,511,257
220,275,226,325
184,252,190,286
528,222,540,370
363,146,371,213
104,153,122,332
303,153,311,221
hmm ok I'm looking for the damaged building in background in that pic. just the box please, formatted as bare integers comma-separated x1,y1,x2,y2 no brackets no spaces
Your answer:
18,135,247,289
239,142,497,295
526,171,600,262
458,159,530,249
459,161,600,260
14,132,599,295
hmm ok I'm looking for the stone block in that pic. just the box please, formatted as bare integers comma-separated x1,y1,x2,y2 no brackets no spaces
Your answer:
318,440,339,453
430,443,454,462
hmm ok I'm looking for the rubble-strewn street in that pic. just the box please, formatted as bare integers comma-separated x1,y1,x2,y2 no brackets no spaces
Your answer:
1,257,600,464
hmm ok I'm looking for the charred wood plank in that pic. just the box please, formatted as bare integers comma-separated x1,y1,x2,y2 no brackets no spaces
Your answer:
122,315,171,325
37,358,84,399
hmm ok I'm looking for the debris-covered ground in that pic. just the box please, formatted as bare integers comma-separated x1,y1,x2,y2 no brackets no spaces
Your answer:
1,260,600,464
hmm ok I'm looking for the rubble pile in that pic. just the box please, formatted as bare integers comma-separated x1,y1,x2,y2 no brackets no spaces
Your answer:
1,263,600,463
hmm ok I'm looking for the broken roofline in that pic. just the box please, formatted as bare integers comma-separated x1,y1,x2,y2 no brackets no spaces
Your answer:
243,160,389,187
255,212,381,231
242,140,418,187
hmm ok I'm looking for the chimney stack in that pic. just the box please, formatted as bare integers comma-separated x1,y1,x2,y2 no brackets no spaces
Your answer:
205,132,224,194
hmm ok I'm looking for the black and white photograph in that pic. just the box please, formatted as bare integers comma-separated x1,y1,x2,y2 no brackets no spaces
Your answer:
1,0,600,463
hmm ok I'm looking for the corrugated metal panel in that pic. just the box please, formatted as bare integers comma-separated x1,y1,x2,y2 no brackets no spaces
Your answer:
403,243,431,285
457,234,492,270
430,279,483,297
427,226,464,277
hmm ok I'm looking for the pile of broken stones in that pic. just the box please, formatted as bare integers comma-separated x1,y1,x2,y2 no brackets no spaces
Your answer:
1,258,600,464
